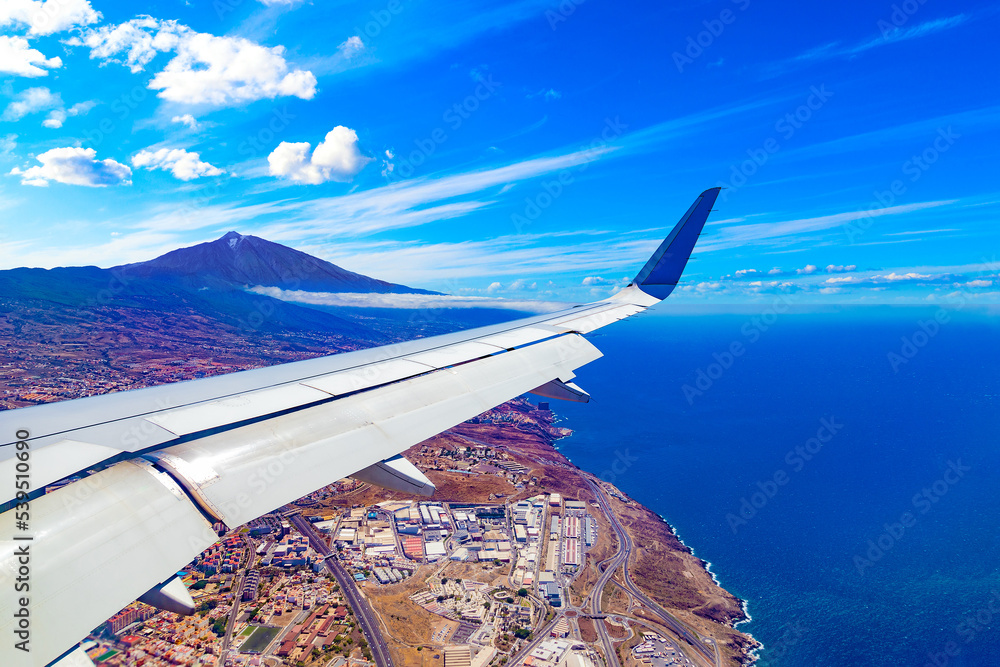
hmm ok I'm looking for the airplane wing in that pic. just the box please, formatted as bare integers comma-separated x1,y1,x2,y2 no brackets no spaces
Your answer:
0,187,720,667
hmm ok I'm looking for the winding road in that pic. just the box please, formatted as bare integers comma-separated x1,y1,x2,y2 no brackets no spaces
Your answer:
583,478,719,667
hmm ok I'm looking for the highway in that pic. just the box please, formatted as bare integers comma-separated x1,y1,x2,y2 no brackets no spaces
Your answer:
288,513,396,667
218,535,252,665
451,428,714,667
584,478,719,667
582,496,627,667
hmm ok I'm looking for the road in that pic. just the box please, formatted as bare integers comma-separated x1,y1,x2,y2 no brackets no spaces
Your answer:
288,513,395,667
584,478,719,667
218,536,252,665
451,428,695,667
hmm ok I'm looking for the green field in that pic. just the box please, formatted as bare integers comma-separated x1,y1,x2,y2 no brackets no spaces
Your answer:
95,649,120,663
241,625,281,653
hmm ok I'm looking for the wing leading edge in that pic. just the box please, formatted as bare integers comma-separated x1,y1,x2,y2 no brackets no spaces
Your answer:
0,188,719,667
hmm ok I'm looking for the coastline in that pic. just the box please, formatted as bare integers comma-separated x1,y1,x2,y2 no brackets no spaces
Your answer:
318,399,759,666
548,414,760,664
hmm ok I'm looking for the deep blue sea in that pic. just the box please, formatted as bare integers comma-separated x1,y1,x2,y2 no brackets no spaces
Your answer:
553,306,1000,667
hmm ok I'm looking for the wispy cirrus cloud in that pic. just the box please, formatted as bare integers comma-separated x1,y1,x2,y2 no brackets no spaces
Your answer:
696,200,958,252
846,14,969,56
764,14,969,77
253,144,618,239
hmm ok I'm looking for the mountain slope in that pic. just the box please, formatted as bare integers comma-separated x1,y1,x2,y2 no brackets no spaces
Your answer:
114,232,437,294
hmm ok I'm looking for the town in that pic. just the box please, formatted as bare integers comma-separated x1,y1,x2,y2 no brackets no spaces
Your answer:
83,484,607,667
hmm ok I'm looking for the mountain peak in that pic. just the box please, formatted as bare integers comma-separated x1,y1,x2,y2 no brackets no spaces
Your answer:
220,231,243,249
114,233,436,295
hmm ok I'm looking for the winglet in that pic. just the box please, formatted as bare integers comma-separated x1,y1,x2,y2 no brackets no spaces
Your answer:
629,187,721,300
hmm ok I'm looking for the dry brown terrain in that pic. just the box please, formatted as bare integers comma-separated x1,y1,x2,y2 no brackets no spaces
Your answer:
602,490,758,663
365,563,441,667
604,619,629,639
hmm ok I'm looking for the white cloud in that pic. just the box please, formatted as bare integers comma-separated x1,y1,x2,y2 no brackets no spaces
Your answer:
486,282,502,293
2,89,95,127
796,264,818,274
527,88,561,101
882,272,934,281
0,36,61,77
152,33,316,105
41,110,64,128
582,276,622,286
507,279,537,291
77,16,182,72
337,35,364,58
247,286,568,313
132,148,224,181
80,17,317,106
9,147,132,187
41,100,96,128
72,100,97,113
171,114,198,129
2,86,60,121
823,271,955,287
0,0,100,36
747,280,795,290
381,149,395,178
268,126,372,184
824,264,857,273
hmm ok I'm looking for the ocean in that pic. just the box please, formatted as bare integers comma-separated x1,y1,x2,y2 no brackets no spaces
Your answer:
553,305,1000,666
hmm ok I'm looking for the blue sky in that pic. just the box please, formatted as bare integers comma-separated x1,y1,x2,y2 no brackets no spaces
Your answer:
1,0,998,306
